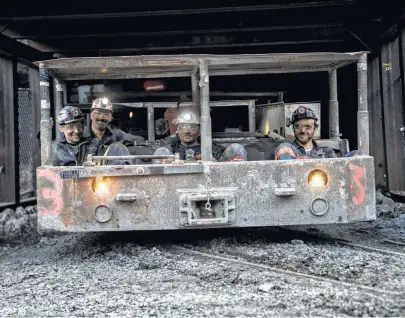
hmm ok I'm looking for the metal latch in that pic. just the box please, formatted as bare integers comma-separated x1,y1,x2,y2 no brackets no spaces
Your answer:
116,193,137,202
177,188,237,227
274,187,296,196
0,165,3,174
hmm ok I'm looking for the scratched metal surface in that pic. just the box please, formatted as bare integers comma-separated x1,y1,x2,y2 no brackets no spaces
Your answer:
36,156,376,233
34,52,367,80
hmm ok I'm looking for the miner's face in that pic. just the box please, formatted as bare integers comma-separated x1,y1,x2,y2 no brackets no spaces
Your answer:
91,109,112,131
59,121,84,144
293,118,317,145
178,123,200,145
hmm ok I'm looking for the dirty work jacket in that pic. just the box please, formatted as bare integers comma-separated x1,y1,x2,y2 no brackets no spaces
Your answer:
52,136,132,166
83,126,144,148
159,134,226,161
274,140,337,160
51,136,99,166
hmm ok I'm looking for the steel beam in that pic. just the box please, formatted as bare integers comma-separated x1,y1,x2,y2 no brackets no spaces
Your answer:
0,34,47,62
277,92,284,102
328,69,340,139
39,63,52,165
12,57,20,205
37,39,346,54
63,72,193,81
0,56,16,206
53,77,64,137
248,100,256,133
205,100,256,107
0,2,354,21
357,53,369,155
368,57,386,188
60,68,330,81
211,67,331,76
199,60,212,161
381,39,405,192
1,28,64,56
93,91,282,99
191,67,200,113
12,23,343,40
147,103,155,142
29,66,41,195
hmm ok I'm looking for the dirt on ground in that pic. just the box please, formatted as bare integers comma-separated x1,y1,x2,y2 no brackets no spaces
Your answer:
0,198,404,317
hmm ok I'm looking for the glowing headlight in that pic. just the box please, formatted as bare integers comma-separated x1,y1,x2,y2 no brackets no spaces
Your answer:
101,97,109,105
308,169,328,188
92,176,111,195
183,113,192,121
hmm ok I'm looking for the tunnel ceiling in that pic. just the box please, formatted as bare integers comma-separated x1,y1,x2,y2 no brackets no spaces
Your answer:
0,0,404,60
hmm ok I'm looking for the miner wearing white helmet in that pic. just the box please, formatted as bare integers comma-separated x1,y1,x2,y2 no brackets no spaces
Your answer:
83,97,144,149
154,109,247,162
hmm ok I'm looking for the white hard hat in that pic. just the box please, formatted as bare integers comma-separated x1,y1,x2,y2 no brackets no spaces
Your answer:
173,111,200,125
91,97,113,112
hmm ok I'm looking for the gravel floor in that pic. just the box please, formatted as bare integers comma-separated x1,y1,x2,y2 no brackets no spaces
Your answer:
189,235,405,292
0,200,405,317
1,233,404,317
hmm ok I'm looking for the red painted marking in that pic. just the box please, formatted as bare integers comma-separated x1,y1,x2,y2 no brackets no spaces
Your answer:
348,163,365,205
37,169,64,216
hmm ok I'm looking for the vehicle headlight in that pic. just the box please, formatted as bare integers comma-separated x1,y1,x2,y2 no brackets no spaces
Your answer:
92,176,111,195
308,169,328,188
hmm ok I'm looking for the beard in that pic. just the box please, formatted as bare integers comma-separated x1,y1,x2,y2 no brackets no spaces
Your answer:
94,119,108,131
295,132,313,145
180,133,198,145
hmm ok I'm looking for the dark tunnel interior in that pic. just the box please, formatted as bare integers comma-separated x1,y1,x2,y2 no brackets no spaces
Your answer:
60,63,359,149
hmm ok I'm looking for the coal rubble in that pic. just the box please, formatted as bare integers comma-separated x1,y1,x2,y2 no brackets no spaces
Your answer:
0,205,37,240
376,190,405,218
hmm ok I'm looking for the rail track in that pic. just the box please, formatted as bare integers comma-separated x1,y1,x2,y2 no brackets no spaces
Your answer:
169,244,404,299
332,240,405,257
273,226,405,257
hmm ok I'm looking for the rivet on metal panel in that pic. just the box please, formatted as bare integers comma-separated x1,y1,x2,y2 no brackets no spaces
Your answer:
136,167,145,175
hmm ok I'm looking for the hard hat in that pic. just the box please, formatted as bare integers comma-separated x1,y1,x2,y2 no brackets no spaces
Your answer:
57,106,84,125
91,97,113,112
173,110,200,125
289,106,318,126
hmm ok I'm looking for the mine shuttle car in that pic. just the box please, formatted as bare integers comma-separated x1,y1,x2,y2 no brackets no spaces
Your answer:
35,52,376,233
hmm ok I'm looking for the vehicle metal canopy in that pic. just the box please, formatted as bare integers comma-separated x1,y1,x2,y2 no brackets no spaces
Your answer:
34,52,367,80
